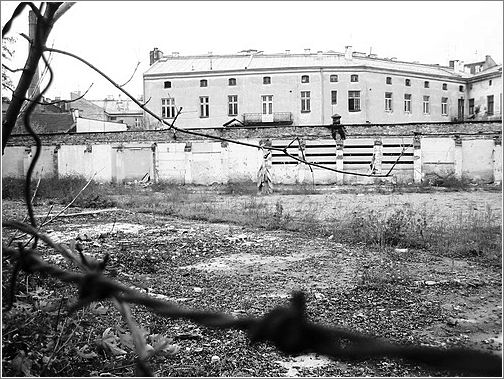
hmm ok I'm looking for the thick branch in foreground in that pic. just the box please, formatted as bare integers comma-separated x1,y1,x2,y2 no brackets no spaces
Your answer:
1,2,73,154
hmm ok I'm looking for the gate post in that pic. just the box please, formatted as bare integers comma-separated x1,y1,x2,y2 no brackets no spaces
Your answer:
453,135,463,179
336,141,344,184
493,135,502,184
413,134,422,183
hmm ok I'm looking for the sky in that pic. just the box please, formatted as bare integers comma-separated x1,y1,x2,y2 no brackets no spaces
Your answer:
1,1,503,101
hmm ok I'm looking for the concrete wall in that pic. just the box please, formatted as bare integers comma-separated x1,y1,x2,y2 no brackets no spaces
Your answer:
3,122,501,185
76,118,128,133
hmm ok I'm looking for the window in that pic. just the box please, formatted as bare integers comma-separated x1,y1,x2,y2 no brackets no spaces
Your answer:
228,95,238,116
301,91,311,112
348,91,361,112
199,96,209,118
109,116,117,121
489,80,492,86
424,81,430,88
200,79,208,87
487,95,494,115
459,85,464,92
301,75,310,83
134,118,141,128
423,95,430,114
263,76,271,84
468,98,475,114
442,83,447,90
404,94,412,113
351,74,359,82
261,95,273,114
331,90,337,105
386,77,392,85
228,78,236,86
441,97,448,115
385,92,393,111
162,98,176,118
405,79,411,86
330,75,338,82
164,81,172,89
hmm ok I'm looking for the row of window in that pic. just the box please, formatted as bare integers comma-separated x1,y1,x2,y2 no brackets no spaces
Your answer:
161,91,469,118
468,95,495,115
163,76,465,90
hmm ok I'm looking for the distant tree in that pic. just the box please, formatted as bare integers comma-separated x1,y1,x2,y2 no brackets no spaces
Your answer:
1,36,16,92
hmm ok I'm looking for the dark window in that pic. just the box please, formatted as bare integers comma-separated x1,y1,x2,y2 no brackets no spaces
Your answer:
109,116,117,121
164,81,172,89
263,76,271,84
351,74,359,82
330,75,338,82
162,98,176,118
459,85,464,92
228,78,236,86
386,77,392,85
441,97,448,115
442,83,447,90
301,91,311,112
228,95,238,116
404,94,412,113
331,90,337,105
199,96,209,117
489,80,492,86
385,92,392,111
301,75,310,83
348,91,361,112
423,95,430,114
405,79,411,86
468,98,475,114
424,81,429,88
200,79,208,87
488,95,494,115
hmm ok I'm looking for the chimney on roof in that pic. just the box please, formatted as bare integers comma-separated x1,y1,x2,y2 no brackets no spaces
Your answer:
304,48,311,54
28,11,40,98
70,91,81,100
449,59,464,73
345,45,353,60
149,47,163,65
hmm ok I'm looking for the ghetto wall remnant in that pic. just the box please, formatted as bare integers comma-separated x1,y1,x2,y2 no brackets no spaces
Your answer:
3,121,502,185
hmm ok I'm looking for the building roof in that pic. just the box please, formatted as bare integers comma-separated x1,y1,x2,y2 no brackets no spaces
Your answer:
144,51,468,79
12,112,75,135
90,99,143,116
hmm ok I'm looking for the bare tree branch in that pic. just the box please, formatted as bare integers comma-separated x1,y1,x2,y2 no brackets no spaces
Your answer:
118,61,140,87
52,2,75,23
1,2,43,36
2,2,63,153
1,64,24,73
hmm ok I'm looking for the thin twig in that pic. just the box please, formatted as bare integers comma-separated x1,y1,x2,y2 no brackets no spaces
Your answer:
1,64,24,73
41,171,98,227
119,61,141,87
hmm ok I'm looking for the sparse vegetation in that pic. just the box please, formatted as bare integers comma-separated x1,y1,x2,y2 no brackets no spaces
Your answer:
3,176,500,264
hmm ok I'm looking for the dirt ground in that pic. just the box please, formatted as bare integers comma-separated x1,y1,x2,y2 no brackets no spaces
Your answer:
2,189,502,376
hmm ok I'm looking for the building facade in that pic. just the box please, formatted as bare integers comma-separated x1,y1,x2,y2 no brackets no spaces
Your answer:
143,47,502,129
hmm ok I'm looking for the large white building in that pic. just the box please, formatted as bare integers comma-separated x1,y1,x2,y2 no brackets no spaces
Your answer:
143,47,502,129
